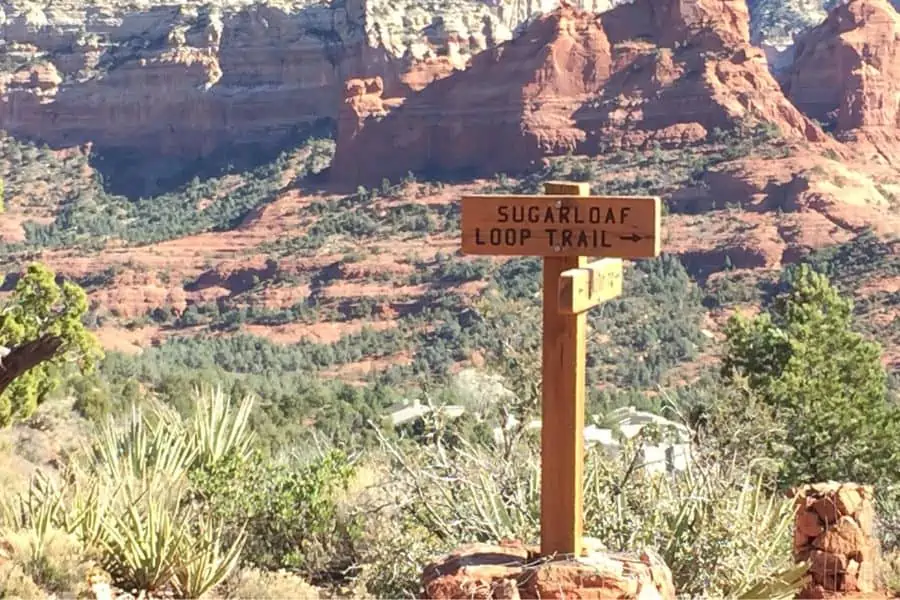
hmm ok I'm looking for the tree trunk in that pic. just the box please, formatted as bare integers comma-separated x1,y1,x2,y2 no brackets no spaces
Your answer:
0,335,63,396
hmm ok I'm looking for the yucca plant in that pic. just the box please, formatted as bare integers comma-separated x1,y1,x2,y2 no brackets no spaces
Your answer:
724,472,801,597
373,415,803,597
373,420,540,545
0,471,66,538
652,461,802,597
98,485,189,593
173,517,247,599
59,473,108,551
87,388,251,595
189,386,255,470
86,404,197,486
736,562,809,600
1,387,254,597
0,471,86,593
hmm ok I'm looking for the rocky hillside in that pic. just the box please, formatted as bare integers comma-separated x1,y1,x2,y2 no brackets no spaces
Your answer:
330,0,834,186
1,0,900,392
330,0,900,257
0,0,884,195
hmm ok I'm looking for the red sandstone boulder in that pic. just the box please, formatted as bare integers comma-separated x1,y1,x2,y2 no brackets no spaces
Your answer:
421,543,675,600
793,483,881,596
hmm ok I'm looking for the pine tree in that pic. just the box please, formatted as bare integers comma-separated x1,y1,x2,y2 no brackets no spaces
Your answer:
722,264,900,486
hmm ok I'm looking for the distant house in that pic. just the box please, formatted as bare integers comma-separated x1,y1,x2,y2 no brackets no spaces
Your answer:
597,407,692,475
384,398,466,428
493,406,692,475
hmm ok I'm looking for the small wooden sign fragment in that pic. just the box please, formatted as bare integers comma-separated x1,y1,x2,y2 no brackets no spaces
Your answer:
559,258,624,315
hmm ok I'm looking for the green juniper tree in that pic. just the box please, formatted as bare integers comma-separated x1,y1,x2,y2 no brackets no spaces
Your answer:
0,262,102,426
722,264,900,487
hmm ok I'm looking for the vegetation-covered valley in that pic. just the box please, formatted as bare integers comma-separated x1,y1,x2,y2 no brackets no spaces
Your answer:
2,116,900,597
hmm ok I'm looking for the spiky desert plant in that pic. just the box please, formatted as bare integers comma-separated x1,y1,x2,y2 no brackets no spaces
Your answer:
86,403,196,486
97,483,188,593
368,415,803,598
645,459,802,597
0,471,65,542
736,562,808,600
0,472,86,593
85,389,250,596
188,385,255,470
59,474,107,551
173,516,246,599
372,416,540,545
1,387,252,597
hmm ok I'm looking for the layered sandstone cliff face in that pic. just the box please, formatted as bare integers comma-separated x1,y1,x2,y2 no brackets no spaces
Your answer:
0,0,535,187
782,0,900,165
1,0,895,193
330,0,829,187
0,0,880,192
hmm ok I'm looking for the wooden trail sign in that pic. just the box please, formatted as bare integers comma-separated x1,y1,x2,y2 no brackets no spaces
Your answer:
461,193,660,258
460,182,662,558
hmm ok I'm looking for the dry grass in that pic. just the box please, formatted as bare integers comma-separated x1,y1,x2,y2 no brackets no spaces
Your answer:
0,527,86,593
880,549,900,595
219,568,320,600
0,560,43,599
0,397,89,496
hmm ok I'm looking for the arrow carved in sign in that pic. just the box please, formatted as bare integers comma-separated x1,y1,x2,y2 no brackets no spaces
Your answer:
619,234,643,242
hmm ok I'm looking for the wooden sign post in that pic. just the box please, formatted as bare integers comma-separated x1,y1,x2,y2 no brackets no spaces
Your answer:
461,181,661,558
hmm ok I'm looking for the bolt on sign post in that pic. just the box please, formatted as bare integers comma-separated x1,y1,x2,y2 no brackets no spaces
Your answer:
460,181,661,558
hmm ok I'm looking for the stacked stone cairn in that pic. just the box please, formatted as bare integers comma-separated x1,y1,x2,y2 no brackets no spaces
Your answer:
793,482,880,596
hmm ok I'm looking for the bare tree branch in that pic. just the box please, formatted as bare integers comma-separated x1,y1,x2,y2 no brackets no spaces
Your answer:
0,334,64,397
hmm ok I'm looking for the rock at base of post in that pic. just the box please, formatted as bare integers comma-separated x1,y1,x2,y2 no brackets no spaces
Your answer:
420,540,675,600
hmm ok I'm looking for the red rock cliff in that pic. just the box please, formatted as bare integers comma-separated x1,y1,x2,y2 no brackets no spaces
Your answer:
0,0,517,182
782,0,900,165
331,7,614,186
330,0,827,187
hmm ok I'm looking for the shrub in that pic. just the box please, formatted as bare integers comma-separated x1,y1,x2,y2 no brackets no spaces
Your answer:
0,526,84,594
70,377,112,423
222,568,320,599
363,414,803,598
0,560,43,599
191,444,357,576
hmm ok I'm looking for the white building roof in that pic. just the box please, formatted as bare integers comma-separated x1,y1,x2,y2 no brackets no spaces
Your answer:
385,399,467,427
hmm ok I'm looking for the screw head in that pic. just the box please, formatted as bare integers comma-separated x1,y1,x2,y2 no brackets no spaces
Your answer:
554,245,561,252
555,200,562,208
